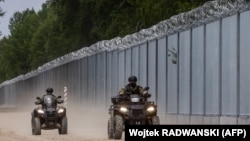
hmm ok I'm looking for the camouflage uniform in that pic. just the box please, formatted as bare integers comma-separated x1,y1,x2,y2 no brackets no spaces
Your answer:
119,83,144,95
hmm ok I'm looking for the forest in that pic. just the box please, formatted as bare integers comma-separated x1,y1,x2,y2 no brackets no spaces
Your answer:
0,0,209,83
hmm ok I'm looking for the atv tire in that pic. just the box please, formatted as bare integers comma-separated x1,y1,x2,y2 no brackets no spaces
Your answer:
113,115,123,139
32,117,41,135
152,116,160,125
108,118,113,139
59,116,68,134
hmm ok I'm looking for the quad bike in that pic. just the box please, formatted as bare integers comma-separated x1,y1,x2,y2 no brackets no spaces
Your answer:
107,86,160,139
31,95,67,135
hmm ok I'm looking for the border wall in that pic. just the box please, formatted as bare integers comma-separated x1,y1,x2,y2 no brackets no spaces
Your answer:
1,0,250,124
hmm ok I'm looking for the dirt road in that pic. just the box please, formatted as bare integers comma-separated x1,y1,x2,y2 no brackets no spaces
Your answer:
0,105,124,141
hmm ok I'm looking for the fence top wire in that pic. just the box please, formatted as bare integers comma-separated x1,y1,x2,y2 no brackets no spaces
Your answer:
0,0,249,87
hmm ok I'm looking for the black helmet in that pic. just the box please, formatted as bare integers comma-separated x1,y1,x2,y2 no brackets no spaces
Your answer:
46,87,53,94
128,76,137,83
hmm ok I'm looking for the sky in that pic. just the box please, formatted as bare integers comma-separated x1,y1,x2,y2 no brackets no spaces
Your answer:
0,0,46,38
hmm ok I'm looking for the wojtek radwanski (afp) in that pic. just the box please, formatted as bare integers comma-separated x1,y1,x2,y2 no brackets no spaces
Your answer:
128,128,220,138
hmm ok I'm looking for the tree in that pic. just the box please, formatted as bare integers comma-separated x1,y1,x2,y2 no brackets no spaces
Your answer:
29,3,60,69
0,0,210,83
0,0,6,36
4,9,40,77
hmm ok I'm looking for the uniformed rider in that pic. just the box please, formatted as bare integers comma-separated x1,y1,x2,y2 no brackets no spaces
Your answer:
119,76,147,96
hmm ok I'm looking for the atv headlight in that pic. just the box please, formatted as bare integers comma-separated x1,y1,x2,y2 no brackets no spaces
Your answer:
120,107,128,113
147,106,155,112
58,108,64,114
37,109,44,114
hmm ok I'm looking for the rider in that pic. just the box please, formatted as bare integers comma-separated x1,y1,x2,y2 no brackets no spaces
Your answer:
119,75,147,96
41,87,57,108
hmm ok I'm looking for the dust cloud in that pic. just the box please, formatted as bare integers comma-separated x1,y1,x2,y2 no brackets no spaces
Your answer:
0,103,123,141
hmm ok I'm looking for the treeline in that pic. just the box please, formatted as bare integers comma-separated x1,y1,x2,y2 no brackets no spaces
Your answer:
0,0,209,83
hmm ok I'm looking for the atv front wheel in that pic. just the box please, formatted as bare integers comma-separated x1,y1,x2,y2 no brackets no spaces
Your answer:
152,116,160,125
32,117,41,135
113,115,123,139
59,116,68,134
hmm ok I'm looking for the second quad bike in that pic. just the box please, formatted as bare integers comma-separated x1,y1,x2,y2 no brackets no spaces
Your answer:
107,86,160,139
31,95,68,135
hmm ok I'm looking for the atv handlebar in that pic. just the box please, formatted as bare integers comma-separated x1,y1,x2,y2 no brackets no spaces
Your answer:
57,99,64,104
119,93,151,98
111,93,152,104
35,101,42,105
34,96,64,105
143,93,151,98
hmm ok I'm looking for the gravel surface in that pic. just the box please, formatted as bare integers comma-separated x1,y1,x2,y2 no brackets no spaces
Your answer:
0,105,124,141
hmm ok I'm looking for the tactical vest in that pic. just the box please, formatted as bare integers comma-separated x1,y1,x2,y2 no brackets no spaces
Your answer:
125,84,141,94
43,94,57,108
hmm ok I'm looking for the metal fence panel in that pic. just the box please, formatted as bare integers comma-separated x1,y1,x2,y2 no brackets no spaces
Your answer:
29,77,39,102
87,55,96,106
240,10,250,115
191,25,205,115
139,43,148,87
132,46,140,77
43,69,55,89
205,20,220,115
15,81,24,106
96,52,107,107
80,57,88,106
221,15,238,115
106,51,113,106
157,37,167,114
96,53,102,103
179,30,191,114
52,67,63,96
167,34,178,114
148,40,157,102
11,84,16,105
4,86,10,105
0,87,3,105
6,84,16,105
118,51,125,89
125,48,132,81
111,50,118,96
68,60,81,104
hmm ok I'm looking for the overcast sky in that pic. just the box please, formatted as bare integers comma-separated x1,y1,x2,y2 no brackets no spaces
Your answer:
0,0,46,38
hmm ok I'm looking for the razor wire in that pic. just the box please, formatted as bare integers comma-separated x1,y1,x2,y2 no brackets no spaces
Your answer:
0,0,249,88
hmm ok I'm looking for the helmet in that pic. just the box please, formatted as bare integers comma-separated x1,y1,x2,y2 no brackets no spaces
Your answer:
128,76,137,83
46,87,53,94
